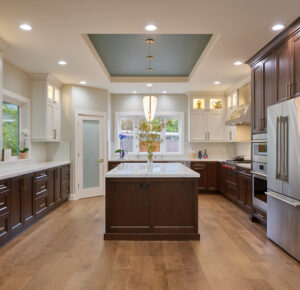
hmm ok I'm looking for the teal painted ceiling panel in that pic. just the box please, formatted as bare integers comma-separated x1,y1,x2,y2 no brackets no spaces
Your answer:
88,34,212,76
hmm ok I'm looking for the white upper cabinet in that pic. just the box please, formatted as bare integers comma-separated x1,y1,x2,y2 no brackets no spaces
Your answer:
31,74,61,141
189,95,225,141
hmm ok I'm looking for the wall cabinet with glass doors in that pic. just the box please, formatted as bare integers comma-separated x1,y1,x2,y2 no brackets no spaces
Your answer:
189,95,225,141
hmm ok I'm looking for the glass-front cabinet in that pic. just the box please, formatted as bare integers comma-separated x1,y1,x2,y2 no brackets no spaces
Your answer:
191,96,224,111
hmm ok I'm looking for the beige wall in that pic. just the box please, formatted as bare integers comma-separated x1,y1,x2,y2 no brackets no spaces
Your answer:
61,85,109,198
3,59,30,98
111,93,189,141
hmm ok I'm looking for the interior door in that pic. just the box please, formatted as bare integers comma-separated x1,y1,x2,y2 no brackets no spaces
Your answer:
282,97,300,201
77,115,105,198
267,102,283,194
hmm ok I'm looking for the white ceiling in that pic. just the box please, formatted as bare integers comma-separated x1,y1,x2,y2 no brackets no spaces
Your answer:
0,0,299,94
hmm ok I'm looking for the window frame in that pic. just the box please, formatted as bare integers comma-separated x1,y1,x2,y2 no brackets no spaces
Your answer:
115,111,184,156
2,89,30,161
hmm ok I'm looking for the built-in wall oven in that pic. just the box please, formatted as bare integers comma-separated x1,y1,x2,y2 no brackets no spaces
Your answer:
252,133,267,212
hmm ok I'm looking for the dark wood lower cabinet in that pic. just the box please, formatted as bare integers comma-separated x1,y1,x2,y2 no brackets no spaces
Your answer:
105,177,200,240
0,164,70,246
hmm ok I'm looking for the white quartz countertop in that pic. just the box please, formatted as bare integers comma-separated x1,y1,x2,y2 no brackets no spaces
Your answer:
105,162,200,178
109,158,226,162
0,161,70,180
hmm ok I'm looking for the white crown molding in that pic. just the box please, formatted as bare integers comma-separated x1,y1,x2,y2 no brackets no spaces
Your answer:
111,76,189,83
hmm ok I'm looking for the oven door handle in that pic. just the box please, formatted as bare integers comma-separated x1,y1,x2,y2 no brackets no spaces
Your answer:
251,171,267,179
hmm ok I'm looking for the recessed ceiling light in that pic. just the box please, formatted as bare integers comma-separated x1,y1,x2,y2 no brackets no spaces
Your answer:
214,81,221,85
147,83,152,87
272,24,284,31
19,23,32,31
58,60,67,66
133,91,136,94
145,24,157,31
234,61,242,66
162,91,167,94
80,81,87,85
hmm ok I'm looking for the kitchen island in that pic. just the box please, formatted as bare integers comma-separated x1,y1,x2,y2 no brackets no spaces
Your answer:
104,163,200,240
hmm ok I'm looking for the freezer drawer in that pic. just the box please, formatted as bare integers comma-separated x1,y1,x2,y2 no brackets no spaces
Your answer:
267,192,300,261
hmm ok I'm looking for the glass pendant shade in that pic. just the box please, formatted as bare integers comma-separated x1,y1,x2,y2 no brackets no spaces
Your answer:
143,95,157,122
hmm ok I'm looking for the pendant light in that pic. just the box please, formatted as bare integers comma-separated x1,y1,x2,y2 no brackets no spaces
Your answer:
143,95,157,122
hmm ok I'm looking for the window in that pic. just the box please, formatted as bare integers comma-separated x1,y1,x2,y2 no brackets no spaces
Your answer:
2,102,20,156
116,112,184,155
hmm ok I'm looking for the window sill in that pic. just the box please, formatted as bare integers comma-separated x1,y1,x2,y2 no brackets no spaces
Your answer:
0,158,31,164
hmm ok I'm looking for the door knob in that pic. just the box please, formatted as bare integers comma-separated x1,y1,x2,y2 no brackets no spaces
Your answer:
99,159,104,162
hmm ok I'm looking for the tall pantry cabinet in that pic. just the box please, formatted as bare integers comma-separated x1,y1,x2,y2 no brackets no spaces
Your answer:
30,74,61,141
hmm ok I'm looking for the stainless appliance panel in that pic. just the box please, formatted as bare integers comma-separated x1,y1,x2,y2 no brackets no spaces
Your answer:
267,102,283,194
252,162,267,175
267,192,300,262
252,172,267,211
282,98,300,201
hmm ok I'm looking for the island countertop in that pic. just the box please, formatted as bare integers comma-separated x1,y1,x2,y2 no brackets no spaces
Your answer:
105,162,200,178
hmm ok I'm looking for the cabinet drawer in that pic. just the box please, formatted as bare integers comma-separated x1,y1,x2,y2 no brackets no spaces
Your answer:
238,167,251,176
34,196,48,215
0,212,9,240
34,179,48,196
0,192,9,214
225,182,238,201
34,171,48,181
225,170,237,185
0,180,9,193
191,163,206,170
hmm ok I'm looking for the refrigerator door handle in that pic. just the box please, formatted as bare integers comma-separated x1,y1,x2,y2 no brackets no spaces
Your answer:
276,116,281,180
281,116,289,182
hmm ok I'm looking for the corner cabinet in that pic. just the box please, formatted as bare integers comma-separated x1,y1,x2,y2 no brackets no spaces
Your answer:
189,95,225,141
30,74,61,141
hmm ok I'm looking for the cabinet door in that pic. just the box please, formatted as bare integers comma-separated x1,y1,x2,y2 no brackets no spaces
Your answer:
274,41,292,103
226,126,236,141
191,162,207,191
238,174,247,207
190,113,207,141
207,163,217,191
55,167,62,204
23,174,34,226
262,55,275,131
47,103,53,139
207,113,224,141
9,177,24,234
291,31,300,98
252,63,263,133
52,105,61,140
47,169,55,209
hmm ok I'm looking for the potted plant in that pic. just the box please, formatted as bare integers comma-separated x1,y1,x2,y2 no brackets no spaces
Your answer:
115,134,127,159
19,147,29,159
137,118,165,171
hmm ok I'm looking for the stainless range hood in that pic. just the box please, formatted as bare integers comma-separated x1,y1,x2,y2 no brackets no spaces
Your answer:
225,103,251,126
225,82,251,126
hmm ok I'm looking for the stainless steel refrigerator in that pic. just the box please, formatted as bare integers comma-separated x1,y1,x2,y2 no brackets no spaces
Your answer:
267,97,300,261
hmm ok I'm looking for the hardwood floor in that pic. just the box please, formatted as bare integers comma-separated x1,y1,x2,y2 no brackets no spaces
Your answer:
0,194,299,290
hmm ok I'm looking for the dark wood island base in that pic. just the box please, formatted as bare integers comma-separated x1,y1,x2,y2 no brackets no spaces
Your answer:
105,177,200,241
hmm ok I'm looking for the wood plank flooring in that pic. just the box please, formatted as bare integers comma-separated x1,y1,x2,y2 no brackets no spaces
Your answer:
0,194,299,290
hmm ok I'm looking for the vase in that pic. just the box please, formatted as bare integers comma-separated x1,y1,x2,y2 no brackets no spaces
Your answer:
147,152,153,172
119,149,125,159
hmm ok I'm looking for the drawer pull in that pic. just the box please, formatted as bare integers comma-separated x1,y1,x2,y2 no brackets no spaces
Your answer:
39,203,46,208
37,173,47,178
40,185,46,190
0,202,5,207
0,184,6,189
0,226,4,231
256,213,264,218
